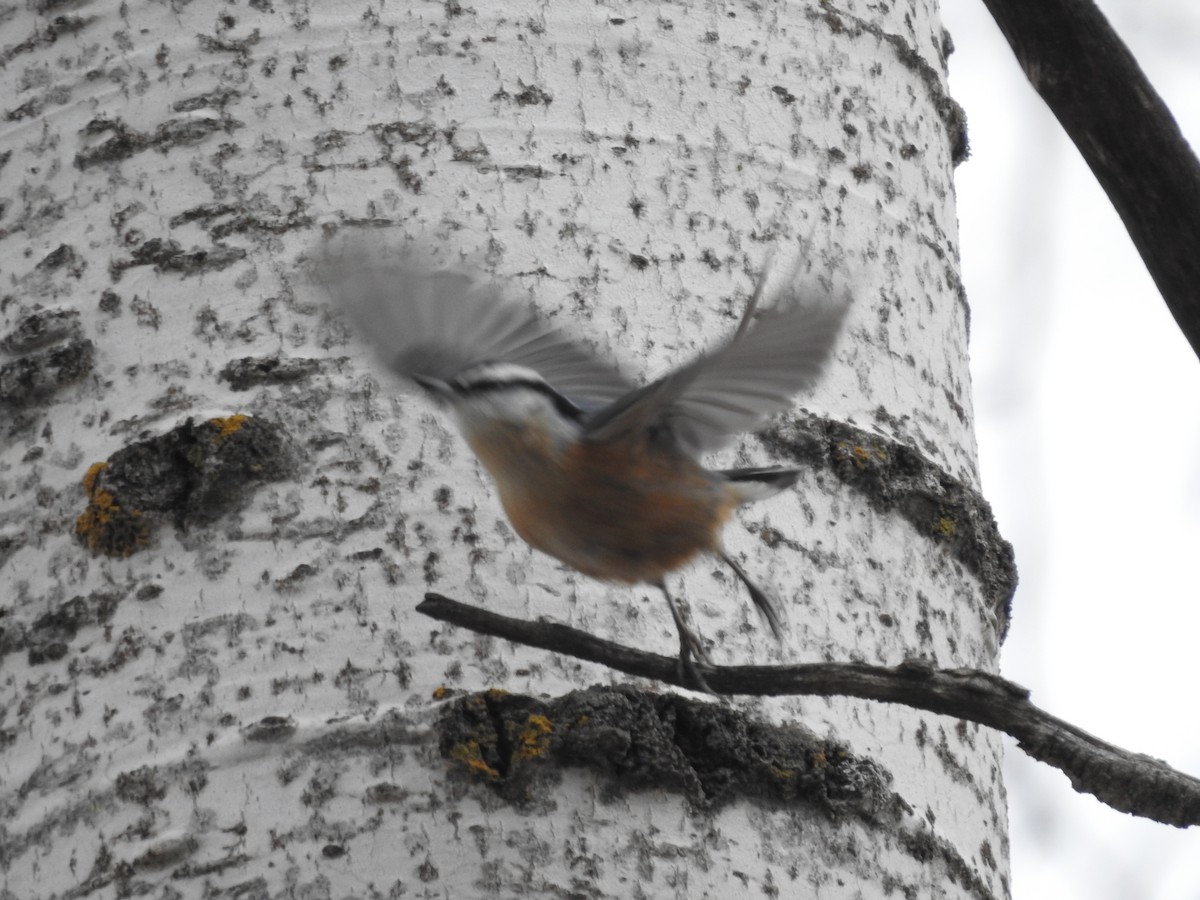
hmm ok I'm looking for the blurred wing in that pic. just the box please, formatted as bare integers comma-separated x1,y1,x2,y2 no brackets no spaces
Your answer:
329,260,634,409
585,280,847,455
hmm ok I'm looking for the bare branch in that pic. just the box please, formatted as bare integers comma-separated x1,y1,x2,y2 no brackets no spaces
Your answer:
978,0,1200,361
418,593,1200,827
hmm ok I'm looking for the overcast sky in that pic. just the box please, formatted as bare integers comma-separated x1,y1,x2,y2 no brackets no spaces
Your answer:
942,1,1200,897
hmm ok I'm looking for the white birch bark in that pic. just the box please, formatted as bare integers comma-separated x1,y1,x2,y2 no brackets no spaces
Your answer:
0,2,1009,898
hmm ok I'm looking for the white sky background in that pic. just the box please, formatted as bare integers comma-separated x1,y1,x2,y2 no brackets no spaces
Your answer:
942,0,1200,897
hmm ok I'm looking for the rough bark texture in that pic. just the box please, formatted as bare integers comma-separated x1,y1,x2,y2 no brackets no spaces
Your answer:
0,2,1008,898
979,0,1200,360
420,595,1200,828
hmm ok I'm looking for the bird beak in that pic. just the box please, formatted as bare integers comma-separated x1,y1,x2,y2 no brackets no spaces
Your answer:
412,374,453,400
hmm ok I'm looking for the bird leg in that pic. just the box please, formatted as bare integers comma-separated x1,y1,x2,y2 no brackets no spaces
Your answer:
655,581,715,693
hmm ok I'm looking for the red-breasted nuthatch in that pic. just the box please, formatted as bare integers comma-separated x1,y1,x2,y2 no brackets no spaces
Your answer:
336,258,846,690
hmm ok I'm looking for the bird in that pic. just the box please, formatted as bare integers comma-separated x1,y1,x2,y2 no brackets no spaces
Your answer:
332,254,847,691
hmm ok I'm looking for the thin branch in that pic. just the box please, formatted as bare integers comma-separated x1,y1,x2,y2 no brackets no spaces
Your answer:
418,593,1200,828
978,0,1200,361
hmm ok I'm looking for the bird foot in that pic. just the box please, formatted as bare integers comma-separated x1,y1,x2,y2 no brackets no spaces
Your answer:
676,635,716,694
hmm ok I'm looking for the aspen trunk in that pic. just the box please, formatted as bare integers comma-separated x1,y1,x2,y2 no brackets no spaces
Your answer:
0,2,1011,898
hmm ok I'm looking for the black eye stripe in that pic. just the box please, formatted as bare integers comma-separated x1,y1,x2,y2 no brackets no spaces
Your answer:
453,376,584,421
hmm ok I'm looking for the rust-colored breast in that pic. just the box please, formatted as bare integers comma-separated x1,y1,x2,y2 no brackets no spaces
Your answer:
477,432,735,585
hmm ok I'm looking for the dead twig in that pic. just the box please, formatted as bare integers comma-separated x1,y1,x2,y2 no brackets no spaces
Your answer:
418,592,1200,827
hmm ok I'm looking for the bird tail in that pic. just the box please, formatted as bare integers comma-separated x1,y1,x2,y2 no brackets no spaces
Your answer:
720,466,801,504
719,551,786,639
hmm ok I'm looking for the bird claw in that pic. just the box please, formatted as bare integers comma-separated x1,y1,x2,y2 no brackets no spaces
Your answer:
657,582,716,692
683,628,714,668
676,634,716,694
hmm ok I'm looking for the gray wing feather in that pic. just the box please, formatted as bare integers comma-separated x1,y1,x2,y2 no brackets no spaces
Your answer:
331,261,634,408
586,280,847,455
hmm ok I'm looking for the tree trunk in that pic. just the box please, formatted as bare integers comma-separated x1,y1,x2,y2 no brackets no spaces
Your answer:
0,2,1011,898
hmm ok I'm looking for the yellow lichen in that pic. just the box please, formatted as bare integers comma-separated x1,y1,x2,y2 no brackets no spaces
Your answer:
75,488,148,556
81,461,108,496
209,414,249,442
935,516,956,537
76,488,117,531
833,440,890,468
513,714,554,761
432,686,451,700
450,741,499,778
465,756,500,777
837,441,882,470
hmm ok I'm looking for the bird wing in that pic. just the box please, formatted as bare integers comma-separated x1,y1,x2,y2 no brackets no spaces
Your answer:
329,259,634,409
584,272,847,455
